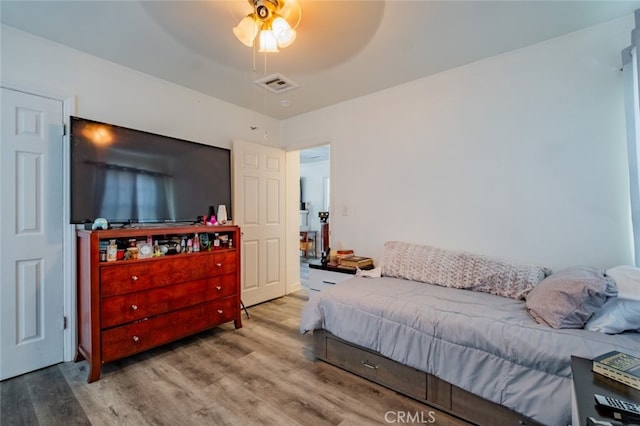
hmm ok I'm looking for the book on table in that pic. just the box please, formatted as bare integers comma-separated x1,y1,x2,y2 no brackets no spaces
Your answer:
592,350,640,390
338,255,373,268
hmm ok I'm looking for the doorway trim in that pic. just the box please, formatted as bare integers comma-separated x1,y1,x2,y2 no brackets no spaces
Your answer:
286,141,333,294
1,82,77,363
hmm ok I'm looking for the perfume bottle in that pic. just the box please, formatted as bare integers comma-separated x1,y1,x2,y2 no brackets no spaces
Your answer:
193,233,200,252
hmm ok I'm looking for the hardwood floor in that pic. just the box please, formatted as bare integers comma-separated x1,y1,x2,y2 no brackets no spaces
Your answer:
0,291,470,426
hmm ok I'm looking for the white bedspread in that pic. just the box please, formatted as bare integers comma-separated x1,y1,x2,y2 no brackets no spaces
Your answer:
300,277,640,426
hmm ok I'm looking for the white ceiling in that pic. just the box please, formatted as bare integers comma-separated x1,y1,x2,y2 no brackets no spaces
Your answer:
2,1,639,120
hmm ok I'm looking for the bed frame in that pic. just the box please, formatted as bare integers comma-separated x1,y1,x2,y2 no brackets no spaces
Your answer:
313,329,543,426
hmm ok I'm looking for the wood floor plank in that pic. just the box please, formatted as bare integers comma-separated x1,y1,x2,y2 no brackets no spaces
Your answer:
97,353,208,425
208,375,301,425
5,290,472,425
0,373,39,426
60,361,160,426
224,351,343,426
24,366,90,426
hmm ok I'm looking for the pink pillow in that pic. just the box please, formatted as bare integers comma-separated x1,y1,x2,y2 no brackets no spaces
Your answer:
526,266,617,329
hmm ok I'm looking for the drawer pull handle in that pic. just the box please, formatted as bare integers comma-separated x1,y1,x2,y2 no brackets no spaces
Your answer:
132,336,140,342
131,275,138,281
216,286,222,291
217,309,223,314
131,304,138,311
216,263,222,267
322,280,337,285
361,360,379,370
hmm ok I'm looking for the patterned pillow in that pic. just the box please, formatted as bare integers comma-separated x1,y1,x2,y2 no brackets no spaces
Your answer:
380,241,550,300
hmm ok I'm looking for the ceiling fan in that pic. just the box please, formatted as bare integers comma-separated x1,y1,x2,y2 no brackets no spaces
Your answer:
232,0,302,53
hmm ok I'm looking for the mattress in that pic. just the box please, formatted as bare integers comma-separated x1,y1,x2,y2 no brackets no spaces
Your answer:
300,276,640,426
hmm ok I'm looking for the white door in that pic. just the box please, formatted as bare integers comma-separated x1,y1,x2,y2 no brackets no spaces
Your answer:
0,88,65,380
233,140,286,307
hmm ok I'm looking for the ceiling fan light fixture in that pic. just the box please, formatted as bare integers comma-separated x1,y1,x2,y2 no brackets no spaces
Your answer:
233,14,260,47
233,0,299,52
272,16,296,48
259,27,279,53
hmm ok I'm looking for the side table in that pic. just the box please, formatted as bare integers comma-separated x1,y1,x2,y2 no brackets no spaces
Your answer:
571,355,640,426
307,262,359,298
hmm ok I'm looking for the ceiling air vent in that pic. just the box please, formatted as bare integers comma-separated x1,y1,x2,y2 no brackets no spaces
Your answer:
254,73,299,94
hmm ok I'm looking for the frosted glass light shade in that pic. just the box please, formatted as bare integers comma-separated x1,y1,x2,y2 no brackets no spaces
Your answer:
277,28,296,48
259,29,279,53
272,16,296,48
233,15,259,47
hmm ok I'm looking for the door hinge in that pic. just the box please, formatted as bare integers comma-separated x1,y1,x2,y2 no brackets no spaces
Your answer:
63,316,68,329
62,123,67,136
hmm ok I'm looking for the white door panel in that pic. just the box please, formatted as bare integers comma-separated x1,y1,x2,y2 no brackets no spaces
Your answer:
233,140,285,307
1,88,64,380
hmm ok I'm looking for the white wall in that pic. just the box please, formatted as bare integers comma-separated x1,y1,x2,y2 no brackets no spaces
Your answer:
301,159,330,233
3,16,636,274
282,16,635,271
0,25,288,346
1,25,280,149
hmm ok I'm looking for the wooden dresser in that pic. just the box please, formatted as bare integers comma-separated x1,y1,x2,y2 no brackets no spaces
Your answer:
75,225,242,382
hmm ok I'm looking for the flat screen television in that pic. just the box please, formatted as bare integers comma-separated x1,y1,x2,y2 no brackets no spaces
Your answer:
70,116,231,225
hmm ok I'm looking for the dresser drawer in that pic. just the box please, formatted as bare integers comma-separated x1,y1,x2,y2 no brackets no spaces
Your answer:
101,296,237,362
101,252,237,297
209,295,238,325
100,274,237,328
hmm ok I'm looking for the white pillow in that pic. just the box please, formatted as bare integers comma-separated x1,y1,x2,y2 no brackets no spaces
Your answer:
606,265,640,301
585,297,640,334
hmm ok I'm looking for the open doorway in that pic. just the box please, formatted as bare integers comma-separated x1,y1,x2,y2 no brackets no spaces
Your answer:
299,145,330,285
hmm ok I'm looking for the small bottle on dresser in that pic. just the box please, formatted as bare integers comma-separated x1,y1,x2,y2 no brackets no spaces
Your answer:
106,240,118,262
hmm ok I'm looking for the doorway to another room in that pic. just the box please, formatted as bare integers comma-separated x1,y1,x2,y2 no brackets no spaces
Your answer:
299,145,330,287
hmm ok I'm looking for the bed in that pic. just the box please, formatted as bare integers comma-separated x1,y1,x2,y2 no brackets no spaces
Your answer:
300,242,640,426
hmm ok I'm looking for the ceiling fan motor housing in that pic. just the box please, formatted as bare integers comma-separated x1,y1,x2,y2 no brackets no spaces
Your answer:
254,0,281,21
